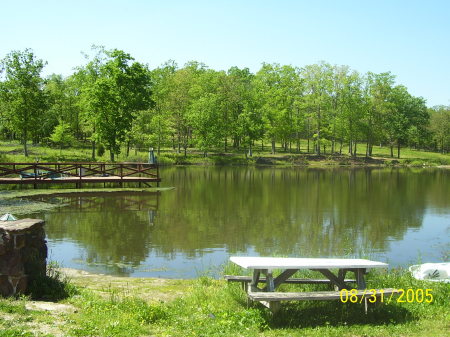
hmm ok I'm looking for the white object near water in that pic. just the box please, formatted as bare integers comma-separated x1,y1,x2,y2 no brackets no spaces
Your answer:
230,256,388,269
0,213,17,221
409,263,450,283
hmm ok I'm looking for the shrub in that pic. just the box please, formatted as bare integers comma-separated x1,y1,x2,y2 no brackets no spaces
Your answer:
96,143,106,157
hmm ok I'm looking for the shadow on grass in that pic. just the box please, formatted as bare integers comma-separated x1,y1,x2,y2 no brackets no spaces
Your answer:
268,301,413,329
26,263,78,301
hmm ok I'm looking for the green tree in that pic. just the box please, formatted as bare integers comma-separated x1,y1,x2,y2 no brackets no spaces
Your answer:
429,106,450,153
72,46,107,160
45,74,82,139
301,62,333,155
254,63,300,154
389,86,428,158
238,94,264,157
166,61,207,156
189,93,223,156
365,72,395,156
149,61,177,155
0,49,47,156
49,121,75,153
87,49,153,161
339,70,364,156
223,66,254,150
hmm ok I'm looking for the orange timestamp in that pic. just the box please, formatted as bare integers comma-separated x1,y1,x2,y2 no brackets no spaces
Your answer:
339,288,434,304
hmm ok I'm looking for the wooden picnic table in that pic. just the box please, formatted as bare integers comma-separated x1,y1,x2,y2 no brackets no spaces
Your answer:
229,256,393,312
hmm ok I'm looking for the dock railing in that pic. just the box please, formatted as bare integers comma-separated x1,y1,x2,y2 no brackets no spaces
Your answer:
0,162,160,186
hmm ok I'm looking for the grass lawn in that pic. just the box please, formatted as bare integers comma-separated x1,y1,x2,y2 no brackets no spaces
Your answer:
1,140,449,166
0,265,449,337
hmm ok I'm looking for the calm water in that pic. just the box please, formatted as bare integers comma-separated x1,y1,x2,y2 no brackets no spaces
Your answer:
27,167,450,278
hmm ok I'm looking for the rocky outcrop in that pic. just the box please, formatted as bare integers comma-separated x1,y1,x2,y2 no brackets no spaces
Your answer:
0,218,47,297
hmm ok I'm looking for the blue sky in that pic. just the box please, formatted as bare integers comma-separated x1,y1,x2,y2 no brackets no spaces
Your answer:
1,0,449,106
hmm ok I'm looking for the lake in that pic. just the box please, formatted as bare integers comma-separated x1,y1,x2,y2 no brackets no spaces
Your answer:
27,167,450,278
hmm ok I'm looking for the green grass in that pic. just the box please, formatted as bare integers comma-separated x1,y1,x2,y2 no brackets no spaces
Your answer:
3,265,448,337
1,140,449,167
65,267,449,337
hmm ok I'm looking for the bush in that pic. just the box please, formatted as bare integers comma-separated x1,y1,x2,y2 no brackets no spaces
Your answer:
96,143,105,157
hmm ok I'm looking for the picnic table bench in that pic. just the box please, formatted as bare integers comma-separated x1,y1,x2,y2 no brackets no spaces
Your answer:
228,256,398,313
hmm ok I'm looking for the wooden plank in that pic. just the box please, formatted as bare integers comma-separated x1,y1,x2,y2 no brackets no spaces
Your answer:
250,269,261,292
230,256,389,269
272,269,298,289
313,268,348,290
224,275,356,284
248,288,399,302
356,268,367,289
0,176,160,184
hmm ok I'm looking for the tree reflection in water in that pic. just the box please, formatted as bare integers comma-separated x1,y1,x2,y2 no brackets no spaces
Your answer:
31,167,450,277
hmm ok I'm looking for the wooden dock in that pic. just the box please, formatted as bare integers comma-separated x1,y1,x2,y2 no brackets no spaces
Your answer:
0,162,160,188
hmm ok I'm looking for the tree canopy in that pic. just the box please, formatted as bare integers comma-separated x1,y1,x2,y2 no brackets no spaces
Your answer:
1,48,448,159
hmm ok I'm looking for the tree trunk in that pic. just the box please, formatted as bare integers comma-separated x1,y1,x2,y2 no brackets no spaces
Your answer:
248,143,253,157
23,132,28,157
397,142,401,159
157,134,161,156
110,149,115,162
390,145,394,158
353,141,357,157
271,140,275,154
91,140,96,161
339,140,343,154
126,141,130,157
317,106,321,155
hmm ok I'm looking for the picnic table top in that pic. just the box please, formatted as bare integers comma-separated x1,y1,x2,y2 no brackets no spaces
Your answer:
230,256,388,270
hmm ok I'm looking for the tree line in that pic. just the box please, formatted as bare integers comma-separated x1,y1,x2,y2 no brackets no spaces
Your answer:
0,47,449,161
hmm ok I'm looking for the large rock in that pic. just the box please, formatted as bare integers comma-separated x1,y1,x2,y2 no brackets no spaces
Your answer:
0,218,47,297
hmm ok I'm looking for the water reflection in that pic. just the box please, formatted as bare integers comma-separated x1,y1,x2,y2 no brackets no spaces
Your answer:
31,167,450,277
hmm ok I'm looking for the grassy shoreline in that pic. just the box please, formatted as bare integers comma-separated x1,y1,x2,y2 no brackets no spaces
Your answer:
1,140,449,167
0,267,449,336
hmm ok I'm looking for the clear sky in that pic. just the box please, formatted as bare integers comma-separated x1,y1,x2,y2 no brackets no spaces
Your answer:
1,0,449,106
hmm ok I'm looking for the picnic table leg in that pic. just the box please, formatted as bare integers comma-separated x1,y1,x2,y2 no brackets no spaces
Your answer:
250,269,261,292
356,268,366,289
265,270,275,292
261,269,280,313
270,269,298,290
313,269,347,290
335,268,348,290
269,301,281,314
